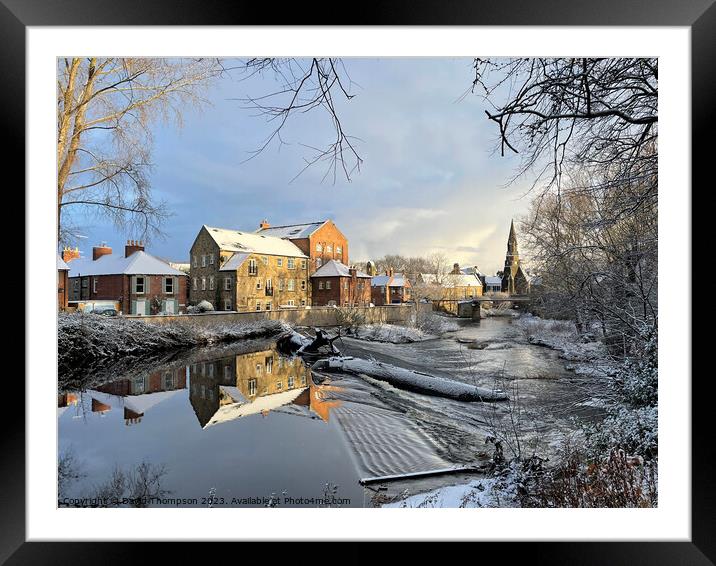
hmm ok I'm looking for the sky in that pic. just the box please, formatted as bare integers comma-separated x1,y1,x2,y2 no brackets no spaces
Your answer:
74,58,533,275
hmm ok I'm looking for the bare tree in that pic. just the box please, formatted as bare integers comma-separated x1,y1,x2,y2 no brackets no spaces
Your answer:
236,58,362,183
57,57,224,244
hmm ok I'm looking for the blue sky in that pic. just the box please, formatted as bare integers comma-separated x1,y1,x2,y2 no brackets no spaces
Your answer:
76,58,532,275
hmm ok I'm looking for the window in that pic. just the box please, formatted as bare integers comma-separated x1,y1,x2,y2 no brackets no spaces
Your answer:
319,281,324,290
301,374,307,385
300,299,306,307
326,244,332,253
278,279,284,291
344,280,349,290
316,243,323,252
248,259,258,275
288,279,295,291
193,277,198,290
201,255,207,267
164,277,174,294
192,255,197,268
135,276,146,294
225,277,232,290
301,259,307,269
316,258,323,268
255,301,262,311
336,246,342,256
287,299,295,306
265,356,273,373
276,381,283,391
209,276,214,290
287,258,295,269
256,363,262,374
262,256,268,266
224,299,232,311
81,279,88,288
266,301,272,311
288,376,295,388
300,280,306,291
277,258,283,267
208,364,214,378
256,278,262,290
92,278,98,294
326,280,331,290
201,277,206,291
209,254,215,265
248,379,257,396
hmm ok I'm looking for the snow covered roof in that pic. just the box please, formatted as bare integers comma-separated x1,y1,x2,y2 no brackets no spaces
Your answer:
219,252,250,272
68,251,188,277
256,221,327,239
57,255,70,271
87,389,183,415
484,276,502,286
371,273,409,287
419,273,482,287
460,266,484,277
204,225,308,258
311,260,371,279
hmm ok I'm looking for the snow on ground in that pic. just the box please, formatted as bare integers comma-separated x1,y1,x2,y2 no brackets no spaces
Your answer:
382,476,518,508
346,324,435,343
513,315,616,378
58,312,290,369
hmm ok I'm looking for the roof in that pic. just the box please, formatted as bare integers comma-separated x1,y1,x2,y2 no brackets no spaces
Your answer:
256,221,327,239
310,260,370,279
57,255,70,271
484,276,503,286
219,252,250,272
371,273,409,287
68,250,188,277
204,225,307,258
204,387,308,429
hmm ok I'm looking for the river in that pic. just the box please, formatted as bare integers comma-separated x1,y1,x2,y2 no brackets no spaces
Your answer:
58,316,606,508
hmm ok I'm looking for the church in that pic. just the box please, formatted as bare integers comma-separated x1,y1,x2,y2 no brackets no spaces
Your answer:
501,220,530,295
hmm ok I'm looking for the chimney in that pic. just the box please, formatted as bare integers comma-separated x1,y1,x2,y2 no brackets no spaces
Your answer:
452,263,461,275
259,219,270,230
349,267,357,280
61,246,80,263
92,242,113,261
125,239,145,258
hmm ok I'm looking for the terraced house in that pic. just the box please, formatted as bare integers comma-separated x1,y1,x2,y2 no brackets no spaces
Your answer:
189,225,310,311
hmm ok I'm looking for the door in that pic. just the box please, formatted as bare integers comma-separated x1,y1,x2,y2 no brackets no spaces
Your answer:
165,300,175,314
135,300,146,315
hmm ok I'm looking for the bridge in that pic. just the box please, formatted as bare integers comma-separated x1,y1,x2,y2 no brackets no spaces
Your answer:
431,295,531,318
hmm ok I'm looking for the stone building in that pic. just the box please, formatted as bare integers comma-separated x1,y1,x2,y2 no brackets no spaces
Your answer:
66,241,189,315
309,259,372,307
189,225,310,311
255,219,349,274
501,220,530,295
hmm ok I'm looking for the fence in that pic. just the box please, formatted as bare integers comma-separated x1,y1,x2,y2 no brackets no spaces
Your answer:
127,303,431,327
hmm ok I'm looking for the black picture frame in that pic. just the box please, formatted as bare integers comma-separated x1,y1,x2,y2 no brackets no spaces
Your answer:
7,0,708,563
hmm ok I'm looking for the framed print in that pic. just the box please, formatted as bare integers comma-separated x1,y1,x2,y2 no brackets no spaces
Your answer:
6,0,709,562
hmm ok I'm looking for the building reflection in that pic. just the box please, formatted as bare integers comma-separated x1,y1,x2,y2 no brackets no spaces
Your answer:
84,366,187,426
189,347,344,428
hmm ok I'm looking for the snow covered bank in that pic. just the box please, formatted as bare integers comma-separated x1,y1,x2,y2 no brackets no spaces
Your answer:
382,477,518,508
514,315,614,377
344,314,460,344
58,312,290,370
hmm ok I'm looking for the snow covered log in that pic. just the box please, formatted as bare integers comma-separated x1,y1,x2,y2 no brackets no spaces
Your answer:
276,329,342,356
312,357,508,402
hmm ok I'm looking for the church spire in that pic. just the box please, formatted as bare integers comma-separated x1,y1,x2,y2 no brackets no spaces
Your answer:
507,219,518,255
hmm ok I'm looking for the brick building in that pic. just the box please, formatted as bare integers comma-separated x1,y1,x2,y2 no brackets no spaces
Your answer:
310,260,371,307
255,219,349,274
189,225,310,311
370,271,413,305
65,241,189,315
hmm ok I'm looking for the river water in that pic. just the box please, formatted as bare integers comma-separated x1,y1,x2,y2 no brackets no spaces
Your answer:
58,316,606,508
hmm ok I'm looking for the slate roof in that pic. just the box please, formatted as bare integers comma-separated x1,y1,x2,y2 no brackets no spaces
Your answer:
310,260,371,279
204,225,307,258
68,251,187,277
255,221,327,239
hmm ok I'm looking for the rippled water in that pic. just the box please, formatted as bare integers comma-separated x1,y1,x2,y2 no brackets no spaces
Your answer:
58,317,606,507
